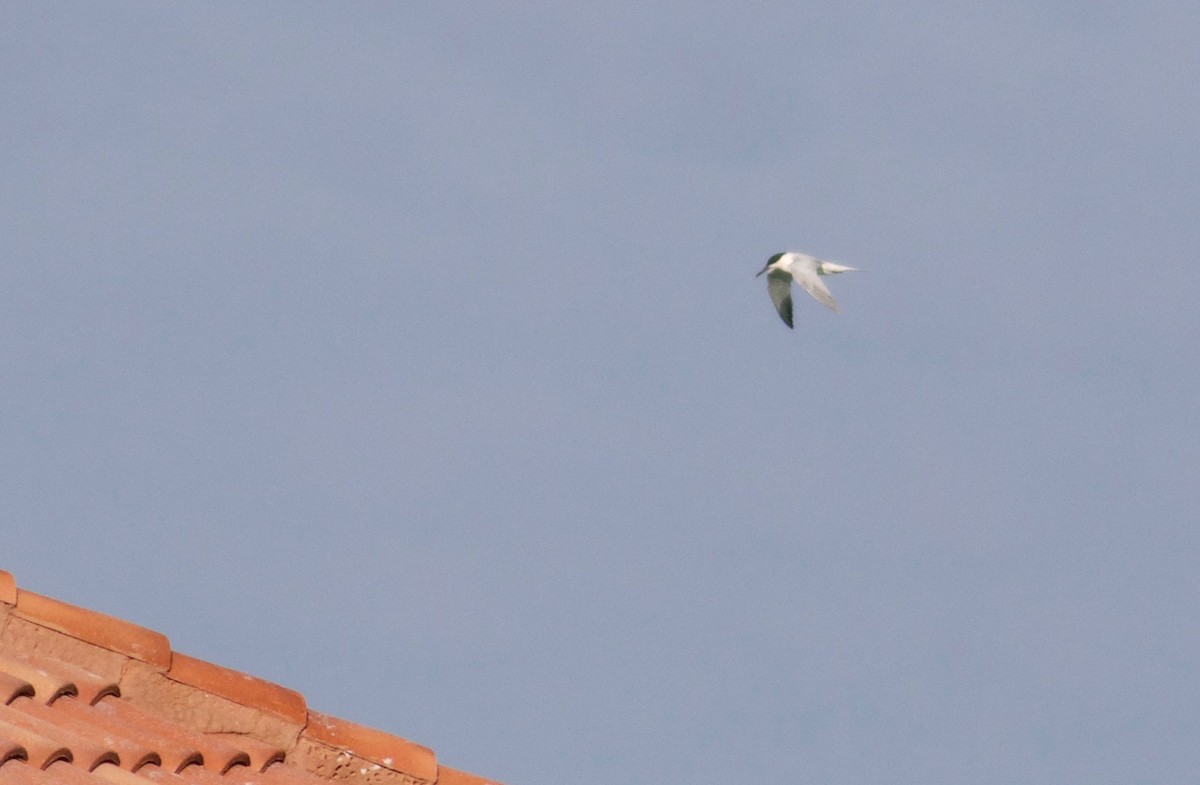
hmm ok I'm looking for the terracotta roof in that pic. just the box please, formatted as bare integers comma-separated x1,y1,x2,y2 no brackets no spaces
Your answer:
0,569,501,785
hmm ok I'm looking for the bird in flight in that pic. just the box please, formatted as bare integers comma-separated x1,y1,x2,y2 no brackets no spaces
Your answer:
756,251,861,328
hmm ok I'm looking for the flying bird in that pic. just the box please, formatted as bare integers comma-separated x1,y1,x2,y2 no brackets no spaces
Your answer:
756,251,861,328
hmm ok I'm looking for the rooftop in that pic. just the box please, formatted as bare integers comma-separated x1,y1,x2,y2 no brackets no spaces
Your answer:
0,569,500,785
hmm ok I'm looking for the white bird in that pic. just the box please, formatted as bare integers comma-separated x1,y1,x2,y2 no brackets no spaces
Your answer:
756,251,861,328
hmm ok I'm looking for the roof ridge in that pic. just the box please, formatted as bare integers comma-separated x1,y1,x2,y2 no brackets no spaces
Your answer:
0,568,503,785
167,651,307,726
304,710,437,781
13,588,172,668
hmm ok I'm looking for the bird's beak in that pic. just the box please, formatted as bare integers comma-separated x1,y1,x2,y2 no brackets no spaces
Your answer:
755,264,769,277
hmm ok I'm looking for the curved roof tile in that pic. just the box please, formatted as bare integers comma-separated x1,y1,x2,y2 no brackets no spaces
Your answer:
0,569,504,785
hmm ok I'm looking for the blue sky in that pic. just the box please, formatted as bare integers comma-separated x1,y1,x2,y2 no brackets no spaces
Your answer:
4,4,1199,783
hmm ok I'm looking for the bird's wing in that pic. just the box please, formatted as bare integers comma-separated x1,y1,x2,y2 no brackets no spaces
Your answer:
766,272,794,328
793,268,840,312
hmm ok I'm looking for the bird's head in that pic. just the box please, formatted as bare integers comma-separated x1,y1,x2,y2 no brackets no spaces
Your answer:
756,252,787,277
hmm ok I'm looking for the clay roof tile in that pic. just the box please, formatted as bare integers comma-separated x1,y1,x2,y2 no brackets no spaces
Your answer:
0,569,504,785
0,701,130,771
13,653,120,706
167,653,307,727
0,653,81,705
25,760,100,785
13,592,171,669
6,695,161,771
204,732,286,772
0,713,82,770
0,571,15,607
0,733,28,764
87,760,153,783
302,710,437,782
52,696,203,774
0,671,35,705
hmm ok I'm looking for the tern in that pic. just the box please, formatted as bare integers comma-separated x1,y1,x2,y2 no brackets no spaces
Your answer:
756,251,861,328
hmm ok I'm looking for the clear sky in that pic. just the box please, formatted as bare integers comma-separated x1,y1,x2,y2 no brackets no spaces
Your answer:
4,4,1199,783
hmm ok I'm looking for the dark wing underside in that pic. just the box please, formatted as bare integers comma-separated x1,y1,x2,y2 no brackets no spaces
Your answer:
766,273,793,328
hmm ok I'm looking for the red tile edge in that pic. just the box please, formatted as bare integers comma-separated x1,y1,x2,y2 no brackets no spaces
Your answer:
0,570,15,606
168,651,308,726
14,590,172,669
304,710,437,782
438,765,505,785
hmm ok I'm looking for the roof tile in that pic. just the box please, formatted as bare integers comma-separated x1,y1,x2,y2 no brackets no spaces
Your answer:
1,651,121,706
168,653,307,726
0,734,28,764
0,571,15,606
302,711,437,782
92,696,255,774
0,570,503,785
205,732,286,772
256,764,343,785
6,694,162,770
288,734,434,785
87,761,152,784
0,762,35,785
0,671,35,704
0,708,93,769
14,592,171,669
53,696,203,774
1,614,130,684
137,763,219,784
119,659,303,751
7,760,86,785
0,653,81,704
